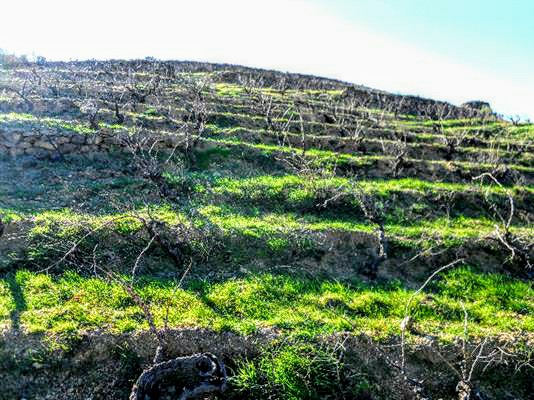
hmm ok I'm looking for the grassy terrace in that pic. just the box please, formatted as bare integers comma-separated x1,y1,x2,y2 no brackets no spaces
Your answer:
2,205,528,251
3,101,532,149
201,137,534,182
1,147,532,250
206,125,533,165
1,112,532,176
0,112,96,135
0,268,532,341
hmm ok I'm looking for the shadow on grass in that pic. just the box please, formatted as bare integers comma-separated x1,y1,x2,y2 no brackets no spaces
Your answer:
6,275,26,331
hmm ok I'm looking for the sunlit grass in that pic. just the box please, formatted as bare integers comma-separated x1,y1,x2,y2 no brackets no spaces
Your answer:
0,112,95,135
0,268,531,340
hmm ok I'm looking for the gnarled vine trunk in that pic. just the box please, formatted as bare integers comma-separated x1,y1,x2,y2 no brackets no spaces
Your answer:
130,353,227,400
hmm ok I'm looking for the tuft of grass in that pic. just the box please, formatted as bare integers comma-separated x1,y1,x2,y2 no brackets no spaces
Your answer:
231,341,352,400
0,208,24,223
214,83,245,97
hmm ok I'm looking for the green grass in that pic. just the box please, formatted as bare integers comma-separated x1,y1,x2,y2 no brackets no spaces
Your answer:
0,112,95,135
6,192,531,273
20,203,532,261
207,174,532,201
0,268,531,341
200,205,531,248
507,123,534,139
201,137,534,176
0,208,24,223
397,117,500,129
215,83,245,97
232,340,355,400
398,118,534,141
204,137,378,168
27,207,185,238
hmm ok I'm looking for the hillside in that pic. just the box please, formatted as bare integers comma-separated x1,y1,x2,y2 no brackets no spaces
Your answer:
0,59,533,400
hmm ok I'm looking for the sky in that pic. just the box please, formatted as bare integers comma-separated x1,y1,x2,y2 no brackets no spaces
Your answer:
1,0,533,119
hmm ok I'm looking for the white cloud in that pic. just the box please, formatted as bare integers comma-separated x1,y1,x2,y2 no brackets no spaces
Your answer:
1,0,532,119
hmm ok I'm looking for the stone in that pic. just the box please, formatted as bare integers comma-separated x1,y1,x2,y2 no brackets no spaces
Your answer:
17,141,32,149
87,135,102,145
34,140,56,150
9,148,25,157
3,132,22,146
71,135,87,144
24,148,49,159
55,136,71,145
59,143,78,153
3,140,18,148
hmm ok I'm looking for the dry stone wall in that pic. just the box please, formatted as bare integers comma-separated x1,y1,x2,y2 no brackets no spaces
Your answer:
0,126,105,158
0,126,188,158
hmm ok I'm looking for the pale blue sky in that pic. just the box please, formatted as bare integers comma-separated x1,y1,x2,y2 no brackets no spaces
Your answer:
1,0,533,118
320,0,534,85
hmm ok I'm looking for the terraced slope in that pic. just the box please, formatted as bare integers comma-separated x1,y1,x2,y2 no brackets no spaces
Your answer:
0,60,533,400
